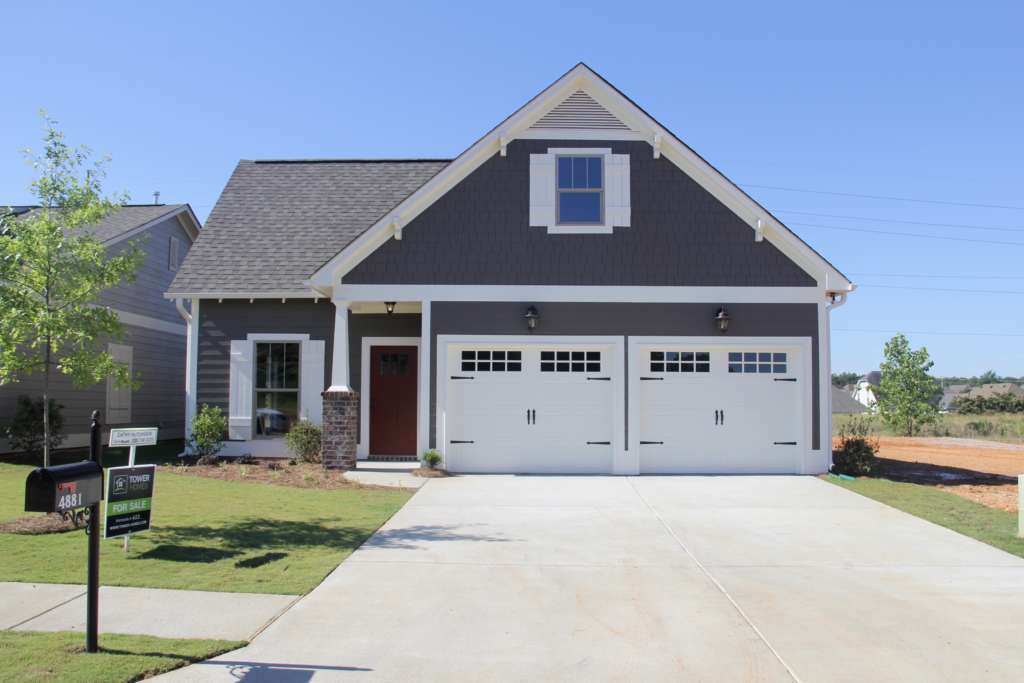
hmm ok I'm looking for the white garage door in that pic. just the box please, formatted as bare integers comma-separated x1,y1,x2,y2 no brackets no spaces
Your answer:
444,342,616,473
633,341,806,474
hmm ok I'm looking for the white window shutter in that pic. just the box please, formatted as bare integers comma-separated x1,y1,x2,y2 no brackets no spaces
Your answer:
605,153,631,227
300,339,325,426
106,344,133,424
228,340,253,440
529,153,556,226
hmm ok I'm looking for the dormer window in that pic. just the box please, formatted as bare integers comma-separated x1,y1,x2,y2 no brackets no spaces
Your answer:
557,156,603,224
530,147,630,234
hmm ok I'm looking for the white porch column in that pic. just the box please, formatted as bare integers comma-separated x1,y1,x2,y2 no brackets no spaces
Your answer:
329,300,352,391
417,300,432,459
185,298,199,439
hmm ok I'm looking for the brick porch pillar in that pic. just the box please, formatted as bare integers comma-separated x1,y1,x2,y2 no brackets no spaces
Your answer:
321,389,358,470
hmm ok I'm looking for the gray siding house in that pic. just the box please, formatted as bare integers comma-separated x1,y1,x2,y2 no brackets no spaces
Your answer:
1,204,201,452
167,64,854,474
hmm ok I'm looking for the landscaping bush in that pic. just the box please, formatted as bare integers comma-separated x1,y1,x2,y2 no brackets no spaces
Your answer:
832,415,879,476
188,404,227,465
4,395,64,460
286,421,322,463
422,449,442,469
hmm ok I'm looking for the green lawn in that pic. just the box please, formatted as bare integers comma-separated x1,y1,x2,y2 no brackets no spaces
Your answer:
0,631,243,683
826,475,1024,559
0,462,412,594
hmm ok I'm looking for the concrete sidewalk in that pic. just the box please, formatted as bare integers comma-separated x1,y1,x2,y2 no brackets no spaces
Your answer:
2,582,297,641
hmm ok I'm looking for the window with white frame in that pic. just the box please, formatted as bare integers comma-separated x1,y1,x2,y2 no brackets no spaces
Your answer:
728,351,788,374
254,342,300,436
557,156,603,224
106,343,133,424
168,236,180,271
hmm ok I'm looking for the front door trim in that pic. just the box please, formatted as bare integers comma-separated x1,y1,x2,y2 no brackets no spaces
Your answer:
436,335,626,473
359,336,421,460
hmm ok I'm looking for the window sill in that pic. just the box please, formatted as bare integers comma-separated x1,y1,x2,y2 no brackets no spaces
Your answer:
545,224,615,235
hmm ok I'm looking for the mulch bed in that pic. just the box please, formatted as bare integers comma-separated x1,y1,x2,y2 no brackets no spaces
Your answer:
412,467,450,478
875,457,1019,513
0,512,86,535
166,460,377,490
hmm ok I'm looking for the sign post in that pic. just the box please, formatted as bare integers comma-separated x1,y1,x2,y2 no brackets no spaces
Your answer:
108,428,158,551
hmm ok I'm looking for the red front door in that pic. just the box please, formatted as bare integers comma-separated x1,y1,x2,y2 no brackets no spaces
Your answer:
369,346,418,455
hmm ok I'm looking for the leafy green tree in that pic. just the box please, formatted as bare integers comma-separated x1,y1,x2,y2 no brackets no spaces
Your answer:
832,371,860,387
877,334,940,436
0,115,142,466
978,370,999,385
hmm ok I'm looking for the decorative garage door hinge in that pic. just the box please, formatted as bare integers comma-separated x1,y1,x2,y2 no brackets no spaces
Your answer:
586,377,611,381
773,441,797,445
774,378,797,382
586,441,611,445
450,376,475,380
640,441,664,445
449,440,475,444
640,377,664,381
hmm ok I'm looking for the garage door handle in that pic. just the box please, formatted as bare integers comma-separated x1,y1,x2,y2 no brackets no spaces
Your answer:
587,377,611,381
714,410,719,425
773,441,797,446
449,440,475,444
774,378,797,382
640,377,664,381
640,441,663,445
586,441,611,445
450,376,475,380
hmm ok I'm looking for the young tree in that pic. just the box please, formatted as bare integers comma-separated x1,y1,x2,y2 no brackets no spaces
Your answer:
0,115,142,466
832,371,861,387
877,334,940,436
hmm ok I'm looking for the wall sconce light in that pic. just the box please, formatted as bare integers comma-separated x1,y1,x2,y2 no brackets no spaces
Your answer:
384,301,396,315
714,306,731,333
524,305,540,331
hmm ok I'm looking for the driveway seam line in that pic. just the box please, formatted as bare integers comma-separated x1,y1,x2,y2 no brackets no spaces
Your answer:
626,478,803,683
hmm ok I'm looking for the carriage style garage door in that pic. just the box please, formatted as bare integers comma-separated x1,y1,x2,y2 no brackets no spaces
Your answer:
443,340,619,474
631,338,809,474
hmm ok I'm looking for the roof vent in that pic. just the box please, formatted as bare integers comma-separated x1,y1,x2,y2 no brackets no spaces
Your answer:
530,90,631,131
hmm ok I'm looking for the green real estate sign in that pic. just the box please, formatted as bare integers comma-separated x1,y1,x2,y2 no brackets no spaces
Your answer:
104,464,156,539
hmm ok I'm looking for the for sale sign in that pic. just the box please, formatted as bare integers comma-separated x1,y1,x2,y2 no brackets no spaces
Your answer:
103,465,156,539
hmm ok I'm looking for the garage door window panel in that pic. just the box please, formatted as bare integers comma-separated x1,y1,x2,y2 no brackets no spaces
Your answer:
461,349,522,372
728,351,788,374
650,351,710,373
540,350,601,373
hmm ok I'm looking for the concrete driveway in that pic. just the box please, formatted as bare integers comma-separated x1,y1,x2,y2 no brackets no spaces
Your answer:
161,476,1024,682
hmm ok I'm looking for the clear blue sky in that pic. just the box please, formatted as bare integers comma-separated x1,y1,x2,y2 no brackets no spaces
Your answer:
3,1,1022,377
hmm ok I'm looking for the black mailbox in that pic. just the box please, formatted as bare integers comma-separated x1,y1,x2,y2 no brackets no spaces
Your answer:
25,461,103,513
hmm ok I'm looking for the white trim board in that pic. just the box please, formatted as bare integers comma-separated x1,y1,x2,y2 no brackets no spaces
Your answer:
308,64,853,293
115,309,186,336
336,285,827,304
358,336,423,460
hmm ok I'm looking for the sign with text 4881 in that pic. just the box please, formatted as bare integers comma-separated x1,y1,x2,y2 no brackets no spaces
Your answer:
103,465,156,539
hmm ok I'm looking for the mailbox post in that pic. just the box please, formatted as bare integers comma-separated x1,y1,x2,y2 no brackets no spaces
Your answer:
86,410,102,653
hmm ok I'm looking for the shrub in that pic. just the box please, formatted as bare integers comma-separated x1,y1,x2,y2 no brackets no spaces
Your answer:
965,420,995,437
286,421,322,463
422,449,442,469
832,415,879,476
188,403,227,464
4,395,64,460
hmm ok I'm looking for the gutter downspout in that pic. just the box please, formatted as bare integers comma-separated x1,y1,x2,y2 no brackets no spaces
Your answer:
175,298,199,450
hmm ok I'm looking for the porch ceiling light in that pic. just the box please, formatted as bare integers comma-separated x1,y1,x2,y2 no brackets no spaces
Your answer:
524,305,540,331
385,301,396,315
714,306,731,334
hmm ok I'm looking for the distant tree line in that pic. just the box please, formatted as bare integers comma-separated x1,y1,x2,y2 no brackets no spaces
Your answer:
951,393,1024,415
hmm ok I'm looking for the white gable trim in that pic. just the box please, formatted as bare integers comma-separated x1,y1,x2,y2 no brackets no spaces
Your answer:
307,64,852,293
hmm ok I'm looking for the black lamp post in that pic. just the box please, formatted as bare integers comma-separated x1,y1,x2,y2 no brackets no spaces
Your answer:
524,305,540,331
714,306,731,333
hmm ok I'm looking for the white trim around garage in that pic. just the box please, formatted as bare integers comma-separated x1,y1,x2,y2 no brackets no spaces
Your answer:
357,336,423,460
436,334,627,473
627,336,815,474
336,285,827,305
114,308,187,336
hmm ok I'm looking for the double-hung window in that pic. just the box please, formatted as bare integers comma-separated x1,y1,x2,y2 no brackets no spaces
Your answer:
557,156,603,224
254,342,300,436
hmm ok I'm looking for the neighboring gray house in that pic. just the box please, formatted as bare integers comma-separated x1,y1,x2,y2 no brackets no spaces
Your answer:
1,204,201,452
166,64,855,474
939,383,969,412
832,386,868,414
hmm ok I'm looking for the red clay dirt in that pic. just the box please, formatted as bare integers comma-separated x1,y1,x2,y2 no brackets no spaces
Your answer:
835,436,1023,513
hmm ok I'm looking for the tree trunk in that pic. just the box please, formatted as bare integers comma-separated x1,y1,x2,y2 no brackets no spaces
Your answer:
43,340,51,468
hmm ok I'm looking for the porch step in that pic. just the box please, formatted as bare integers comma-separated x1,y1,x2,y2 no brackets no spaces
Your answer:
366,455,419,463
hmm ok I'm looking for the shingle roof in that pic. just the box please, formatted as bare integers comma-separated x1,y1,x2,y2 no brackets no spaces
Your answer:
7,204,186,243
832,386,867,414
167,159,449,295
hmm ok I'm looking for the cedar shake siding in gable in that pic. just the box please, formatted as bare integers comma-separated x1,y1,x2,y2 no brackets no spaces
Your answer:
345,139,816,287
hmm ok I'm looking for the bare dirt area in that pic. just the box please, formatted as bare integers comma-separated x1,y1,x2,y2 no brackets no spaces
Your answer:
167,461,379,490
850,436,1023,512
